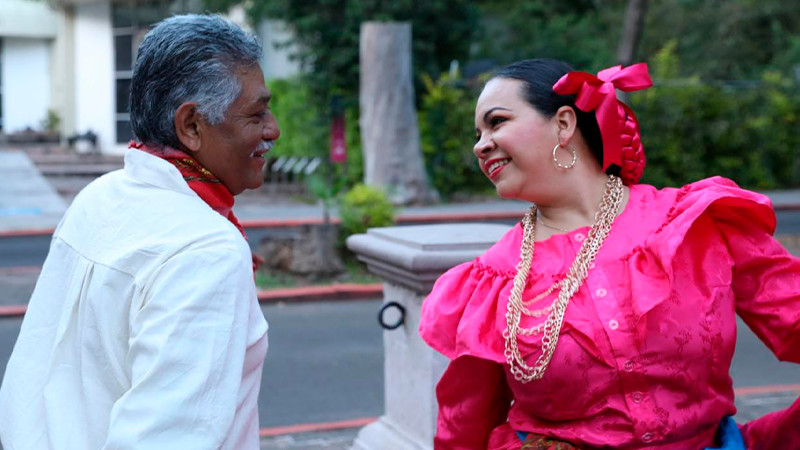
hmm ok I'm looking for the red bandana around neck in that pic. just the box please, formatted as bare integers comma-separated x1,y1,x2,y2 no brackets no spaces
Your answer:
130,141,246,238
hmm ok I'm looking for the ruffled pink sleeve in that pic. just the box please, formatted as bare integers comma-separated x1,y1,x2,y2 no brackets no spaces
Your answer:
658,177,800,447
707,187,800,447
664,177,800,362
419,225,522,363
419,229,520,447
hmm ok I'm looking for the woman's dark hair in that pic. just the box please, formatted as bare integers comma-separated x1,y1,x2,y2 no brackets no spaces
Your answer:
492,59,616,174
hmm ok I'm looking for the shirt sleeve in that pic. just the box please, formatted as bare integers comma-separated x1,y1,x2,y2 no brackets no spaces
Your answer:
720,221,800,363
103,246,256,449
434,356,512,449
717,220,800,448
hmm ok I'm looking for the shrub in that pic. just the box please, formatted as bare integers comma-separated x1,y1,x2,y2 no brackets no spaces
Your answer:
631,42,800,189
338,184,396,240
418,71,490,198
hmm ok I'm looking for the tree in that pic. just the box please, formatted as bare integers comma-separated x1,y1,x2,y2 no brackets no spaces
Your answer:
360,22,436,204
204,0,476,110
616,0,648,66
469,0,625,72
639,0,800,80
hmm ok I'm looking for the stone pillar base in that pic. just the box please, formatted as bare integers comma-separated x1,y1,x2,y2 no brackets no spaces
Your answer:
346,223,514,449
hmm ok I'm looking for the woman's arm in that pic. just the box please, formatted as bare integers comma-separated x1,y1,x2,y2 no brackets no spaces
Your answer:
434,355,513,449
720,220,800,448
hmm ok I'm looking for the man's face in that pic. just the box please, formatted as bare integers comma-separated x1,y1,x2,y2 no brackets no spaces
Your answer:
195,65,280,196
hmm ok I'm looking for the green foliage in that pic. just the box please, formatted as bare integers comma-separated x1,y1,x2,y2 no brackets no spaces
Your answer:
205,0,476,115
267,77,326,158
338,184,396,239
267,76,364,192
471,0,800,82
640,0,800,80
631,44,800,189
418,71,489,198
471,0,622,71
225,0,800,193
40,109,61,133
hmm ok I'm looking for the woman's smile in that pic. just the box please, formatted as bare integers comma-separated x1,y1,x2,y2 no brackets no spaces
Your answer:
485,157,511,179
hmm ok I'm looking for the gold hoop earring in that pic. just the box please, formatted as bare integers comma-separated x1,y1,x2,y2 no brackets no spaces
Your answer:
552,144,577,170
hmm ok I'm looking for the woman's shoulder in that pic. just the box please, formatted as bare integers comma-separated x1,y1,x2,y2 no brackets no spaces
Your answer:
418,224,523,362
628,176,776,262
645,176,775,234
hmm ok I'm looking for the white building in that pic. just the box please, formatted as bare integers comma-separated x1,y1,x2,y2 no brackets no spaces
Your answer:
0,0,298,154
0,0,59,137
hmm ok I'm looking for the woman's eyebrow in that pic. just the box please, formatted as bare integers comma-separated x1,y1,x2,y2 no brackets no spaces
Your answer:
483,107,511,124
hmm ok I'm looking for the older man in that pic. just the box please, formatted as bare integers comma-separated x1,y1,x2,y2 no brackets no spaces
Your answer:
0,15,279,449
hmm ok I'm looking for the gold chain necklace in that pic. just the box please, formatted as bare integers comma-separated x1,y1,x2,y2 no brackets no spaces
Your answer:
504,175,624,383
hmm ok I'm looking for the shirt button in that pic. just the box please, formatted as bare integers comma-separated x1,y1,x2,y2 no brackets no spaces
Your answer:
642,432,654,443
623,360,635,372
631,392,644,403
596,288,607,298
588,262,595,269
574,232,585,242
608,319,619,330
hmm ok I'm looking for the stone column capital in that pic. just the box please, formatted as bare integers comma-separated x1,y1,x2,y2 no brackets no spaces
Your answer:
346,223,511,293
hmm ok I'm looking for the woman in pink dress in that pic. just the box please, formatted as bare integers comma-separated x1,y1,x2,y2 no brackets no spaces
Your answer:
419,59,800,449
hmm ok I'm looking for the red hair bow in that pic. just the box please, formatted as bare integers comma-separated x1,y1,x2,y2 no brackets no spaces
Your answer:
552,63,652,172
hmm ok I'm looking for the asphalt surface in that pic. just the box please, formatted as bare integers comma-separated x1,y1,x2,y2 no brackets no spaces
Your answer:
0,300,384,446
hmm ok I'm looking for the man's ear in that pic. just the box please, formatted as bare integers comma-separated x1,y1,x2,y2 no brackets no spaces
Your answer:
174,102,202,153
554,105,578,146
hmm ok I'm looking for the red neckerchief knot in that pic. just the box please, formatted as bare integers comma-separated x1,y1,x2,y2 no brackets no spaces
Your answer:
552,63,652,172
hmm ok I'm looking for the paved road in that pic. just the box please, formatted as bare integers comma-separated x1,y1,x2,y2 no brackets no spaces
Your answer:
0,300,385,430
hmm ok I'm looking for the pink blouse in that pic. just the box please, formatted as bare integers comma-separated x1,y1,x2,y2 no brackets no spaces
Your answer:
419,177,800,449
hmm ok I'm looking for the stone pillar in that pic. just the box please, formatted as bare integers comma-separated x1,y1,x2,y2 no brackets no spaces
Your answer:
359,22,436,205
346,223,511,450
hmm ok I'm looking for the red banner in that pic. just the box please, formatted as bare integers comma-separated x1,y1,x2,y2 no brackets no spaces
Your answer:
330,115,347,163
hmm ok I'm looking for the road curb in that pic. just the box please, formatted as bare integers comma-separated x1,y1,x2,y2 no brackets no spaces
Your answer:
734,383,800,396
259,417,375,438
257,283,383,303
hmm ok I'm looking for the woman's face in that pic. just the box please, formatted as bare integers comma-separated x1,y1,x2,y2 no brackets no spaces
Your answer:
473,77,559,202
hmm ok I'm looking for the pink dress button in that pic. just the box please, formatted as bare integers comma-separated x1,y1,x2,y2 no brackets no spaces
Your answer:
574,233,585,242
631,392,644,403
608,319,619,330
623,360,635,372
596,288,607,298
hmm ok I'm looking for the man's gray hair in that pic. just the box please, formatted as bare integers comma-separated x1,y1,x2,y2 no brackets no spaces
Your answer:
129,14,262,149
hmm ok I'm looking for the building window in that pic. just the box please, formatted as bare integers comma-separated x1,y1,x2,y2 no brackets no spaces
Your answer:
113,1,190,144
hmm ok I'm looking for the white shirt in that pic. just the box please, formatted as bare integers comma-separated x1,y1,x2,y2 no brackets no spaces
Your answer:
0,150,269,449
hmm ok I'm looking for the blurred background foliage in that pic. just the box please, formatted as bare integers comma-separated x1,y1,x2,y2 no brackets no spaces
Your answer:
208,0,800,192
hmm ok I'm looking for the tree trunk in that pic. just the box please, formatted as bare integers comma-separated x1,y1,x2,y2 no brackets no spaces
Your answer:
616,0,649,67
360,22,437,205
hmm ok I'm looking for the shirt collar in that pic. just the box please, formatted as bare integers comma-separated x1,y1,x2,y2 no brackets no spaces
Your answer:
124,148,196,196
